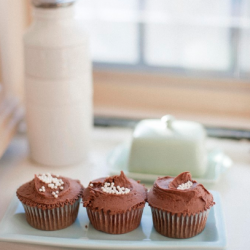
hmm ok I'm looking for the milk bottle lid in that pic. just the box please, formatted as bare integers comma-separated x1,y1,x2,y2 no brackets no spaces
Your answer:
32,0,75,8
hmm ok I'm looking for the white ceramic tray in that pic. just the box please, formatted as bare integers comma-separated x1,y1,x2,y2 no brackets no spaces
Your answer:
0,192,226,249
108,142,232,184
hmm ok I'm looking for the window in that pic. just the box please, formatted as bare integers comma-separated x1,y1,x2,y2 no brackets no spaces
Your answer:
76,0,250,78
75,0,250,129
0,0,249,130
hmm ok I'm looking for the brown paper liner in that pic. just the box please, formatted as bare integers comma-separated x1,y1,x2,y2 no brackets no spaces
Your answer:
151,207,210,238
22,199,80,231
86,207,144,234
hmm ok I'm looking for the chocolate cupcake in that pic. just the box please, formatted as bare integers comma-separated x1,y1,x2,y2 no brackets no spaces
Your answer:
16,173,83,230
148,172,215,238
82,171,147,234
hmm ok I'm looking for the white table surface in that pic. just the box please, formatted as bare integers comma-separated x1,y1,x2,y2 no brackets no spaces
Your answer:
0,127,249,250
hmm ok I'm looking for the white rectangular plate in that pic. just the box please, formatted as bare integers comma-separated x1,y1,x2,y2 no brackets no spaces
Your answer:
0,191,226,250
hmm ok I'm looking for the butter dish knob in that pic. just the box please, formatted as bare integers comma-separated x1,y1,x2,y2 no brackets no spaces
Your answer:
161,115,175,129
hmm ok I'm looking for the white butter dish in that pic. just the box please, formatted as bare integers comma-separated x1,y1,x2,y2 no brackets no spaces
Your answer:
108,142,232,184
128,116,207,177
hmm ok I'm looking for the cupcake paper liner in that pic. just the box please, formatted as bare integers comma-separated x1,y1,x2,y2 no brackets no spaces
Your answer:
151,207,210,238
86,207,144,234
22,199,80,231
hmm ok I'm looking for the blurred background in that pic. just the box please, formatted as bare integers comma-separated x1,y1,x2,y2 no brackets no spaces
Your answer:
0,0,249,142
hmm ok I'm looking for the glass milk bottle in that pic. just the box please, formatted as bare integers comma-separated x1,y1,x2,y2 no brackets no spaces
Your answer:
24,0,92,166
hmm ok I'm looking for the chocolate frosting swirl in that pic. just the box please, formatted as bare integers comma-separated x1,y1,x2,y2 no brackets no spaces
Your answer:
16,174,83,210
147,172,215,216
82,171,147,215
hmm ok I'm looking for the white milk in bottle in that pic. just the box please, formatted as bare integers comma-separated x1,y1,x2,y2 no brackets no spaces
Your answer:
24,0,92,166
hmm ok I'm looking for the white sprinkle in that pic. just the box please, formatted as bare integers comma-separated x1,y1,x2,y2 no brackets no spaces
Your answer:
177,181,193,190
54,194,58,198
90,183,93,187
101,182,130,195
38,173,63,194
56,191,59,194
60,186,64,190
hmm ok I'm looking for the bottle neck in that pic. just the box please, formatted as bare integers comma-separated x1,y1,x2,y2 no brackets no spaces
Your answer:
32,0,74,8
33,4,75,20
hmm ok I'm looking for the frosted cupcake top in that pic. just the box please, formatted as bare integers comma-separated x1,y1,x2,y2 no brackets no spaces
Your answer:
82,171,147,215
147,172,215,216
16,173,83,210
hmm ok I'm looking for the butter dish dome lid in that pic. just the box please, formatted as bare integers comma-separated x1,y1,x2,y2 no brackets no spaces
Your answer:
133,115,206,140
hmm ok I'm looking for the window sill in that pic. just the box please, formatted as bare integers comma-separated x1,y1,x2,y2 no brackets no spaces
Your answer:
93,69,250,130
